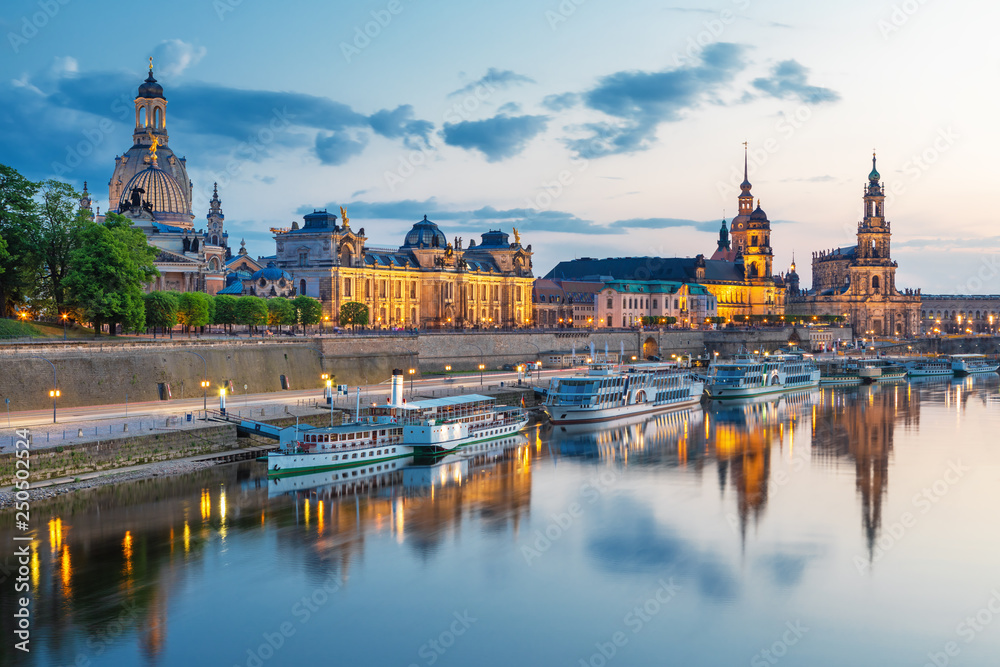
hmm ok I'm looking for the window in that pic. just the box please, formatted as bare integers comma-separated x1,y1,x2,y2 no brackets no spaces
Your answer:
607,297,613,309
344,278,352,297
652,299,657,309
299,253,307,267
410,281,417,298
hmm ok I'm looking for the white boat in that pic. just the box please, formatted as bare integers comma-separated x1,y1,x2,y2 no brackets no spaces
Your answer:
542,361,704,425
951,354,1000,376
267,370,529,475
905,358,953,377
704,352,820,399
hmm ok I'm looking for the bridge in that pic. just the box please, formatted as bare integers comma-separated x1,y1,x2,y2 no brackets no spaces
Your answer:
207,410,317,448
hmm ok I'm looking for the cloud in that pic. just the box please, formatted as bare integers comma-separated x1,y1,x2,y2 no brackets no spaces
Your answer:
442,113,548,162
752,60,839,104
497,102,522,114
315,131,369,165
609,217,722,232
448,67,535,98
567,42,747,158
151,39,207,77
368,104,434,149
541,92,579,111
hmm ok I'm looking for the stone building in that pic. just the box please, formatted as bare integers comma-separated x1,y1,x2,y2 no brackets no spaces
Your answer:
532,279,603,327
918,295,1000,333
272,210,534,328
596,280,717,328
788,154,921,336
99,60,230,294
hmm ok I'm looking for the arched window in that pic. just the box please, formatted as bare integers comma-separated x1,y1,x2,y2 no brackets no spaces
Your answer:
299,279,307,296
138,107,147,128
153,107,162,129
872,275,880,293
212,235,219,246
411,308,416,324
344,278,352,297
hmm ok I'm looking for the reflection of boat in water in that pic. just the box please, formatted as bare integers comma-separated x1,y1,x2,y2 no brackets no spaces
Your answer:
705,352,820,398
404,434,529,493
266,371,528,476
267,458,409,499
548,408,702,459
705,388,819,424
821,358,906,385
543,362,703,424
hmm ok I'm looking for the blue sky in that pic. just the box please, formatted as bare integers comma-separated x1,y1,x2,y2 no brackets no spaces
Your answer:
1,0,996,293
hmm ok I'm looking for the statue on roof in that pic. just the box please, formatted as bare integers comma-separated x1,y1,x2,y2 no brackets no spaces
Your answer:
146,130,159,161
339,206,350,228
513,227,521,245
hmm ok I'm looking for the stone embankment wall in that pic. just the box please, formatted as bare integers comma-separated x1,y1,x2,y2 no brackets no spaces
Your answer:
1,328,830,410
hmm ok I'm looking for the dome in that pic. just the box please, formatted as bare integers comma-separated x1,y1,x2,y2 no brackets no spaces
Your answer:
138,69,163,99
749,203,768,221
251,262,291,282
869,154,880,183
118,165,188,215
402,215,447,248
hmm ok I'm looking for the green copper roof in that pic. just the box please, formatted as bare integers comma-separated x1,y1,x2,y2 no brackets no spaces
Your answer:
869,154,880,182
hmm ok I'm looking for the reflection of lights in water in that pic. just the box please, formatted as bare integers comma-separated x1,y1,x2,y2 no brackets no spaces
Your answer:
169,527,174,554
123,531,133,575
317,500,324,535
183,521,190,554
30,541,39,590
48,517,62,553
304,498,310,527
261,510,266,527
60,543,72,598
200,489,211,522
219,488,227,525
394,497,405,543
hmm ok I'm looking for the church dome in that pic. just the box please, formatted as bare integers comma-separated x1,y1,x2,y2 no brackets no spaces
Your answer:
251,262,291,282
749,203,768,221
118,164,188,215
138,69,164,99
402,215,447,248
868,153,880,183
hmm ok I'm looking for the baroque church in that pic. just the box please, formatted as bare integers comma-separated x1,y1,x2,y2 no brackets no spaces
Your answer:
81,59,232,294
273,210,535,328
787,154,921,336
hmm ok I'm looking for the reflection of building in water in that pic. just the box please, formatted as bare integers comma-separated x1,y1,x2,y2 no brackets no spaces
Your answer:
811,384,918,559
547,409,703,467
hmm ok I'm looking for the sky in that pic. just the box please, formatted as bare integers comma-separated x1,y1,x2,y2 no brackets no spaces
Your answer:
1,0,998,293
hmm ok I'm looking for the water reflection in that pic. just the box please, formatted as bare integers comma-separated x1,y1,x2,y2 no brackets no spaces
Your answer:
2,375,998,666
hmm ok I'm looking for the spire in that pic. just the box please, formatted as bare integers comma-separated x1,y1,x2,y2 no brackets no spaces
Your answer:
790,251,796,273
740,141,752,194
868,150,880,183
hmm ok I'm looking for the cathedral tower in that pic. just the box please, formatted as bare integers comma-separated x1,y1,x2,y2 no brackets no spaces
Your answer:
850,153,895,296
729,143,755,255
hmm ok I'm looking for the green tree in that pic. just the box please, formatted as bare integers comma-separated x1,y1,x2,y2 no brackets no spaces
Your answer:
144,291,178,338
214,294,238,333
339,301,369,329
292,295,322,328
267,297,296,331
235,295,268,334
35,180,88,311
64,213,158,335
0,164,40,317
177,292,211,335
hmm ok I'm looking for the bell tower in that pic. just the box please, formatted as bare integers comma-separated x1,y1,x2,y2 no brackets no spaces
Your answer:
730,142,755,255
134,57,168,149
206,183,226,249
851,152,895,297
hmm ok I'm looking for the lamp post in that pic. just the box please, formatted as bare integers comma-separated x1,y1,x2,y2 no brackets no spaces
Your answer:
26,356,58,423
185,351,209,410
478,363,485,386
61,312,68,340
326,379,333,426
408,368,415,395
219,387,227,415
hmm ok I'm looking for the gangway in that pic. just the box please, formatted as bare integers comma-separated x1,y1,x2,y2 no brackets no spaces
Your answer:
207,410,316,449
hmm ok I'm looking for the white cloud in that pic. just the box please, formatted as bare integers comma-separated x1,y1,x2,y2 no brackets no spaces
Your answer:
152,39,207,77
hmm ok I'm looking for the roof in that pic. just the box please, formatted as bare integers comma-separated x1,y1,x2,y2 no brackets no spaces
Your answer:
151,221,186,233
600,280,711,295
119,165,188,215
397,394,497,411
545,256,747,284
250,262,292,281
815,246,857,262
216,282,244,295
365,253,415,268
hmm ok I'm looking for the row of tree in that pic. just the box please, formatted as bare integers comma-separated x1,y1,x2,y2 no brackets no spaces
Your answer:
144,292,323,337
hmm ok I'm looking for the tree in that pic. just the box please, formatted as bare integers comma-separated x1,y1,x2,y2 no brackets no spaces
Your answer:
214,294,238,333
64,213,158,335
144,291,178,338
235,295,268,334
177,292,211,335
292,295,322,328
35,180,87,312
339,301,369,329
267,297,296,331
0,164,40,317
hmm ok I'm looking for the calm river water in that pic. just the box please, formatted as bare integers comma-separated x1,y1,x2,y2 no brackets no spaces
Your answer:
3,376,1000,667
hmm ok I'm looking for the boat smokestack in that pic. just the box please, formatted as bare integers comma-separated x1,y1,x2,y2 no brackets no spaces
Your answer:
390,369,404,407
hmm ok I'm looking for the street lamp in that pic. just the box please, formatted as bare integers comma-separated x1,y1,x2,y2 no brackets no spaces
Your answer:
445,365,452,372
27,356,58,423
219,386,227,415
408,368,415,395
326,379,333,426
478,363,485,386
61,312,68,340
185,351,209,410
201,380,210,411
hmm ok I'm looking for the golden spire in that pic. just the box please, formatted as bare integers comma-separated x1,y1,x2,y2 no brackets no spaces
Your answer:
149,56,153,71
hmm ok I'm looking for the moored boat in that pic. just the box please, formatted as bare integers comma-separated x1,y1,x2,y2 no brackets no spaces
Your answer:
905,358,953,377
704,352,820,399
950,354,1000,376
542,361,704,424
